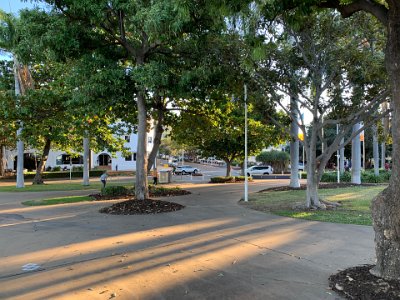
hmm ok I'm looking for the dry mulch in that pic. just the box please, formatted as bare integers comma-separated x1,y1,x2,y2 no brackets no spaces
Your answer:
99,199,185,215
329,265,400,299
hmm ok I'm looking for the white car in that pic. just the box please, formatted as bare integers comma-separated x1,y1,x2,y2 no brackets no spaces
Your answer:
174,165,199,175
246,165,273,176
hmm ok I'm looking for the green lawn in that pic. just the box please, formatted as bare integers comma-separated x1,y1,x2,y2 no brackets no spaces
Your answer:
0,180,132,192
22,195,94,206
244,185,387,225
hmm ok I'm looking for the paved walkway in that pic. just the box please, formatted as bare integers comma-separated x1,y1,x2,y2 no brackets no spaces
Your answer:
0,180,374,299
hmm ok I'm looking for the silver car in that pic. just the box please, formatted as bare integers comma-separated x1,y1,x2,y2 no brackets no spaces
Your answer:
246,165,273,176
175,165,199,175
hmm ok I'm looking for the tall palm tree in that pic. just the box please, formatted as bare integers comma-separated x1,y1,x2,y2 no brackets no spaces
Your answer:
0,10,33,188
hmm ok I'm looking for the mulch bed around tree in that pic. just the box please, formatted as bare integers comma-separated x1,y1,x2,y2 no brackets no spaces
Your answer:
259,183,385,193
99,199,185,215
329,265,400,299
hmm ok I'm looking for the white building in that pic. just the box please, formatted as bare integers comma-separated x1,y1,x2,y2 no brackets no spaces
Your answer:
5,128,155,172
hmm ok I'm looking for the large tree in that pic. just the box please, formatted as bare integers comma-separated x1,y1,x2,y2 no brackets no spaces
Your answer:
173,97,286,176
22,1,241,200
0,10,33,188
0,60,17,176
251,11,389,208
260,0,400,280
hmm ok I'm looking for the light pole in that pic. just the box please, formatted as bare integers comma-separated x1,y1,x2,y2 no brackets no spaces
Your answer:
244,84,248,202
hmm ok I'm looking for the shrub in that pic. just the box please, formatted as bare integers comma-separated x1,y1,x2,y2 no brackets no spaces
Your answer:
101,186,132,197
148,186,190,197
210,176,252,183
340,171,352,182
52,166,61,172
320,172,337,182
211,176,234,183
233,176,248,182
72,166,83,172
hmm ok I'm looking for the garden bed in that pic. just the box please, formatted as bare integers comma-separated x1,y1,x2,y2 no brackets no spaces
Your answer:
97,185,190,215
329,265,400,299
99,199,185,215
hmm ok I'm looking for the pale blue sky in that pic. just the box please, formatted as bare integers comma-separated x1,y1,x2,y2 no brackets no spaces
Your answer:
0,0,43,15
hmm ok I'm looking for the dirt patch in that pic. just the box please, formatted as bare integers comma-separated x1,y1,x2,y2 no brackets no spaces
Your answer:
329,265,400,299
99,199,185,215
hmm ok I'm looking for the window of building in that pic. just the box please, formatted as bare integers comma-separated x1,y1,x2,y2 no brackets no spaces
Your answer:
124,153,132,161
56,154,83,165
125,135,130,143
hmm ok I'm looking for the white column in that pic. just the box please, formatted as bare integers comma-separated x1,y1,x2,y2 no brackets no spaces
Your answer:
351,123,362,184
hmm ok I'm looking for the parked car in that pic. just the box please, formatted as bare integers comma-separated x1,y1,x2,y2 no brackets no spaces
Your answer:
174,165,199,175
288,162,305,171
246,165,273,176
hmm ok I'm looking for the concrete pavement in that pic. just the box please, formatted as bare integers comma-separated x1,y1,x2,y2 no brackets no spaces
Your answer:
0,180,374,299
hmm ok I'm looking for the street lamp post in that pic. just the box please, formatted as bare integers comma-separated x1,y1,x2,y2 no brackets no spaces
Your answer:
244,84,248,202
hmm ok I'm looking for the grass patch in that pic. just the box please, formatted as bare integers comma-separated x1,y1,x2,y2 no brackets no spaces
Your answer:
0,180,131,193
23,195,94,206
244,185,386,225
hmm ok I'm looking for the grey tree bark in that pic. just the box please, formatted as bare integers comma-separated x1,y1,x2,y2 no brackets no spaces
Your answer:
289,97,300,188
371,1,400,279
83,135,90,186
225,160,232,177
147,103,164,173
13,57,24,188
351,123,361,184
372,124,380,176
135,90,149,200
0,146,5,177
32,138,51,185
339,138,345,174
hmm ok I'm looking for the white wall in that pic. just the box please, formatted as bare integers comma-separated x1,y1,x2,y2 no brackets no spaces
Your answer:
5,125,156,172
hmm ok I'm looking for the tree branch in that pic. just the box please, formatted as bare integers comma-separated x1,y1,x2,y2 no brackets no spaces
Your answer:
318,0,388,26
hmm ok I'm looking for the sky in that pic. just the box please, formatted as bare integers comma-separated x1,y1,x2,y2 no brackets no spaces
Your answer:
0,0,43,15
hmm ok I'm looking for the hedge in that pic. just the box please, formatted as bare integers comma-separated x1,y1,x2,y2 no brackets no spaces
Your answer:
300,170,390,183
210,176,253,183
101,186,133,197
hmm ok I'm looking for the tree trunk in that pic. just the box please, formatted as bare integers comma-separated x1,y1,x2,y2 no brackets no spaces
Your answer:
351,123,361,184
14,57,24,188
305,132,321,208
135,90,149,200
225,160,232,177
381,142,386,169
32,138,51,185
339,138,345,174
305,161,321,208
147,106,164,173
83,135,90,186
372,124,380,176
371,3,400,280
0,145,5,177
289,96,300,187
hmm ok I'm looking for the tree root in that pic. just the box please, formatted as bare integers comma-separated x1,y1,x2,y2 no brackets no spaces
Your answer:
320,199,342,208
